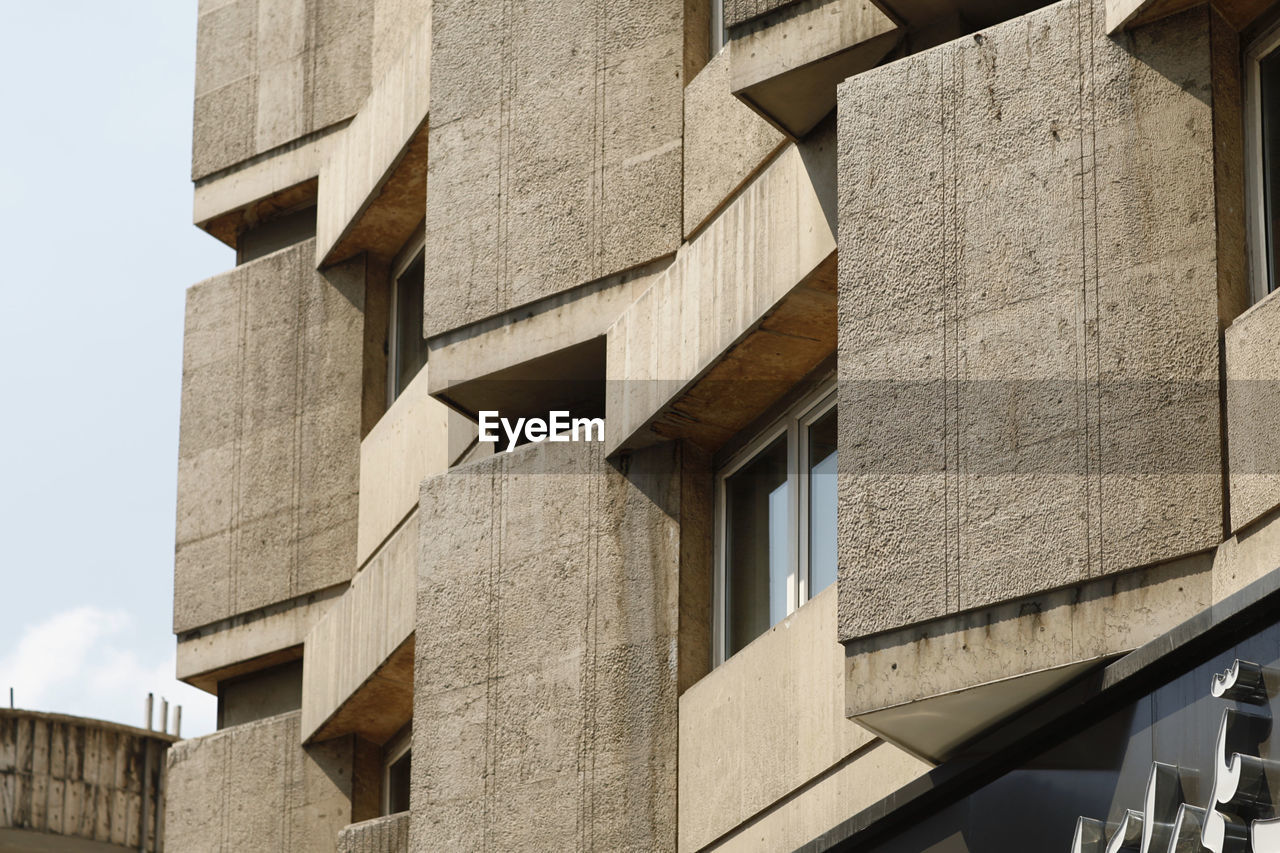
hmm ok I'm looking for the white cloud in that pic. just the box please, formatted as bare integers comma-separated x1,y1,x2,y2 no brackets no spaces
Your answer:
0,606,215,738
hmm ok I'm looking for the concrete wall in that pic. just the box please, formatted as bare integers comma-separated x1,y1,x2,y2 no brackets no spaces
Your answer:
835,1,1225,641
175,240,365,633
682,47,784,237
337,813,409,853
678,585,929,853
1226,290,1280,532
302,509,417,743
422,0,686,338
166,711,367,852
193,0,374,180
412,440,704,851
607,127,836,453
0,712,173,852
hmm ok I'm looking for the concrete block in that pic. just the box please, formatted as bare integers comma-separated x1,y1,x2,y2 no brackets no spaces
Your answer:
373,0,431,84
836,1,1224,641
412,440,700,851
192,0,375,180
166,711,357,852
175,241,365,633
682,47,785,237
1227,290,1280,531
422,0,685,338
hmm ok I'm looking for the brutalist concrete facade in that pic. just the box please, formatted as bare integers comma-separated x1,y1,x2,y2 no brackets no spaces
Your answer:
168,0,1280,849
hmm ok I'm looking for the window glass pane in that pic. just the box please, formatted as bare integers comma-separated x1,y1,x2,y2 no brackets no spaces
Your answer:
1262,50,1280,293
386,750,411,814
808,406,837,598
393,251,428,399
725,434,789,657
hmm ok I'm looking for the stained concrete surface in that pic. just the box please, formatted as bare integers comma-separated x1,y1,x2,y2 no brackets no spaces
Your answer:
175,240,365,632
836,1,1225,641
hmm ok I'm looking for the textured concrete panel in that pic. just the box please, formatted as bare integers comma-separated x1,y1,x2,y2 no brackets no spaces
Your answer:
338,813,409,853
192,0,374,179
608,126,837,453
165,712,355,852
0,711,173,852
422,0,685,338
683,47,784,237
679,586,888,853
836,2,1224,641
412,440,701,852
1227,292,1280,531
175,240,365,632
302,509,417,743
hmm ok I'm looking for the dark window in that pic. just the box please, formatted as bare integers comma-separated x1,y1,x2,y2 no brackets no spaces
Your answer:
391,251,427,400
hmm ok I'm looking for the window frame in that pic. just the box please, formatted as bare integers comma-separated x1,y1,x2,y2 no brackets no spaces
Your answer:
381,724,412,816
710,0,726,57
712,378,837,666
386,229,428,405
1246,19,1280,304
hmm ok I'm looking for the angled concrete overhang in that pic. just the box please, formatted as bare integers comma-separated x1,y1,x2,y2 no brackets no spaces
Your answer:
606,128,837,455
175,586,345,694
844,552,1215,764
315,15,431,267
730,0,900,138
425,260,666,422
301,510,417,745
1104,0,1269,33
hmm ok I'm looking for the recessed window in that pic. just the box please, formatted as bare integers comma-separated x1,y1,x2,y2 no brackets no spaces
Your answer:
383,726,411,815
1247,23,1280,302
388,245,427,402
714,381,837,664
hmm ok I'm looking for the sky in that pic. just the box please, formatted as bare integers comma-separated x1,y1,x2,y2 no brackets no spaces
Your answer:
0,2,232,737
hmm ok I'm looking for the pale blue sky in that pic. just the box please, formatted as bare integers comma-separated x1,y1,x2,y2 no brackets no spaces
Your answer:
0,2,232,736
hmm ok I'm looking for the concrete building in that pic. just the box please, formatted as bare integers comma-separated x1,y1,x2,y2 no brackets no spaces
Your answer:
167,0,1280,849
1,709,174,852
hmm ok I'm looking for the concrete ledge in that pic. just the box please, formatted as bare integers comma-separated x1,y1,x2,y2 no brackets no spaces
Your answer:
338,813,409,853
301,512,417,745
316,16,431,267
844,551,1214,760
1226,288,1280,532
679,586,909,852
606,128,837,455
176,585,345,693
193,127,338,248
426,261,662,420
356,367,453,568
729,0,899,138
